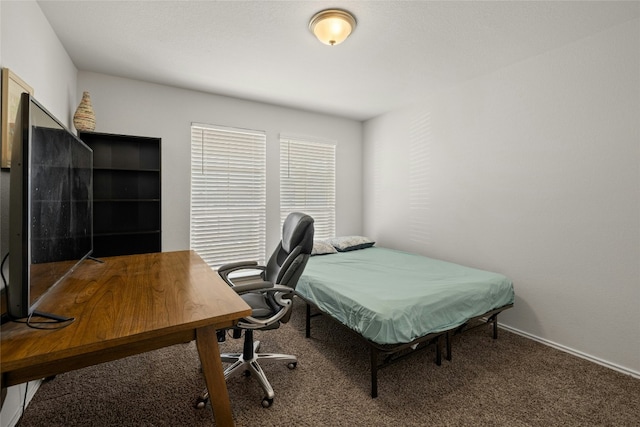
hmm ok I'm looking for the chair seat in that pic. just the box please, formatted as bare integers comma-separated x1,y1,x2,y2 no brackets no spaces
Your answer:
242,292,274,318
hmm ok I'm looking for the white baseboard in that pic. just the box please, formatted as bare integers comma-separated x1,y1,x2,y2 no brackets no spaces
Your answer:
1,380,41,427
499,324,640,379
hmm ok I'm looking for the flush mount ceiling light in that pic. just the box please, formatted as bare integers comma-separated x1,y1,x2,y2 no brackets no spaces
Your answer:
309,9,357,46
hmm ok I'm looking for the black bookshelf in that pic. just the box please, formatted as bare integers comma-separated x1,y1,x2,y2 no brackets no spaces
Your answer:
79,131,161,257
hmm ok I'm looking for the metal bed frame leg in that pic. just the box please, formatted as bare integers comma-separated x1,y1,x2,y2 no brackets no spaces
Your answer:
444,310,504,362
370,348,378,398
488,313,499,339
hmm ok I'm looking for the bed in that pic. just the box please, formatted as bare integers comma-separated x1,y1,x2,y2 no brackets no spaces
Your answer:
296,238,514,397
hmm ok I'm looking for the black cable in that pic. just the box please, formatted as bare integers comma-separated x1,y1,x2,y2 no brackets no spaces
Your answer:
1,252,10,325
1,251,74,330
2,253,69,424
1,251,9,288
25,312,75,330
20,381,29,424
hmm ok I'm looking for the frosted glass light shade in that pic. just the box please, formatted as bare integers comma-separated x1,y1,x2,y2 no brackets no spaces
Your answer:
309,9,356,46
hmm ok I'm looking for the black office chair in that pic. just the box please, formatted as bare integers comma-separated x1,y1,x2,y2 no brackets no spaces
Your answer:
196,212,314,408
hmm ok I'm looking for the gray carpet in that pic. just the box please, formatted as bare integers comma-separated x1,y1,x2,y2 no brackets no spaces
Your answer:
18,299,640,426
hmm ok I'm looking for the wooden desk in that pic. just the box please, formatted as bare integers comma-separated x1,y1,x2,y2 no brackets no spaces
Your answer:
1,250,251,426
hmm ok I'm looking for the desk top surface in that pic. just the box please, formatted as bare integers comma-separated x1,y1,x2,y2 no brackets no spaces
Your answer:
1,250,251,373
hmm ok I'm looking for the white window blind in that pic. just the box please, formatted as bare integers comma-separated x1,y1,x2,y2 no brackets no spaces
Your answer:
191,123,266,268
280,135,336,240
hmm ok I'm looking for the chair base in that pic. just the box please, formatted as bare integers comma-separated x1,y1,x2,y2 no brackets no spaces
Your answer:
196,332,297,409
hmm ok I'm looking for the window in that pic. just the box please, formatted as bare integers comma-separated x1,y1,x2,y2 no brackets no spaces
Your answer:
280,135,336,240
191,123,266,268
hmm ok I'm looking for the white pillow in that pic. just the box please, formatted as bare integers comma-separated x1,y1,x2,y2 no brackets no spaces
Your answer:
329,236,375,252
311,240,338,256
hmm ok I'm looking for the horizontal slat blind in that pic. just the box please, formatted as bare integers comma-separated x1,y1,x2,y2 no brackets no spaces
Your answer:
280,136,336,240
191,123,266,268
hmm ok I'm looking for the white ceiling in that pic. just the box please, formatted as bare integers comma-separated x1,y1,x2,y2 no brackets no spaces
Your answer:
38,1,639,121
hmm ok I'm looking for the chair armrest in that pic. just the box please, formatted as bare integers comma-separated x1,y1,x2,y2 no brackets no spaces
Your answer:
218,260,259,274
217,261,266,286
231,281,274,294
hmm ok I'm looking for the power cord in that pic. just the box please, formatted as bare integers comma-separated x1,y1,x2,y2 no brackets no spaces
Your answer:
1,252,10,325
0,252,74,329
20,382,28,425
2,252,30,422
2,252,73,424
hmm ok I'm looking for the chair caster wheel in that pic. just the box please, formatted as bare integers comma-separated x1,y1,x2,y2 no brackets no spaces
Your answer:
262,397,273,408
287,362,297,369
195,398,207,409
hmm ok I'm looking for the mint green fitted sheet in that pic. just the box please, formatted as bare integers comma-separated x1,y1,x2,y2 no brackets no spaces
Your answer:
296,247,514,345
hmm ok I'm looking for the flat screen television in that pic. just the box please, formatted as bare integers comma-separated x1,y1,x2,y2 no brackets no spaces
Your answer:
7,93,93,320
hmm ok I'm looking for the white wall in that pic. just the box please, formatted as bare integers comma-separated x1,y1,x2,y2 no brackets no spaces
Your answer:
1,3,79,426
0,2,77,126
1,3,362,423
1,0,78,257
363,19,640,376
76,72,363,254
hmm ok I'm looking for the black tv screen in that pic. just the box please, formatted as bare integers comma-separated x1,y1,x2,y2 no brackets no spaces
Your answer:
7,93,93,319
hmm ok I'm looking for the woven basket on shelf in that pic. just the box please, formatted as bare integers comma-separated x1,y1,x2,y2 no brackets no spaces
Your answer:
73,91,96,132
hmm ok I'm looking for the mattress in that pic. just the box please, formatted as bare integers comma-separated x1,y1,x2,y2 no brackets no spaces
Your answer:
296,247,514,345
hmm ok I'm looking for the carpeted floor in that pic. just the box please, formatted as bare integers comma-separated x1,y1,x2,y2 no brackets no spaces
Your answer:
17,299,640,426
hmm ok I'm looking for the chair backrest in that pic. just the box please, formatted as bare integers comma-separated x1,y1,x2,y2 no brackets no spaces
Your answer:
264,212,314,289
